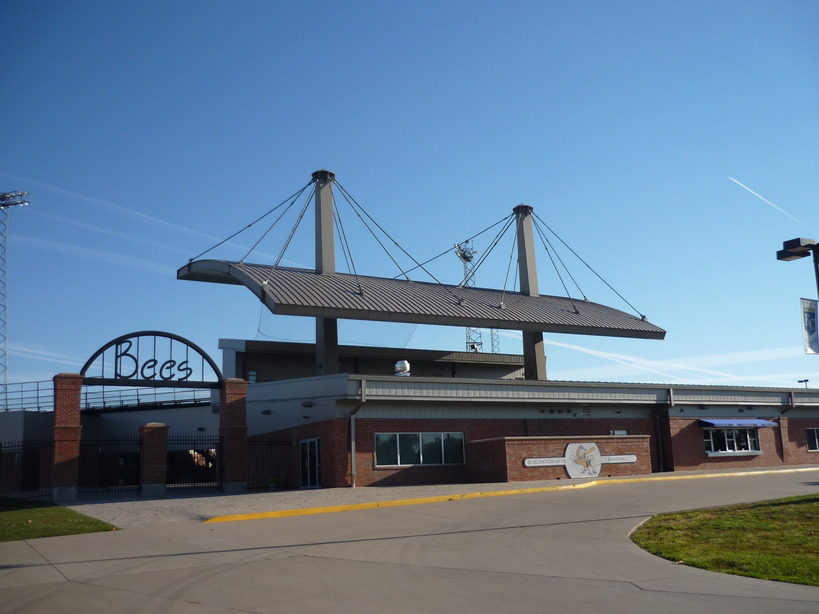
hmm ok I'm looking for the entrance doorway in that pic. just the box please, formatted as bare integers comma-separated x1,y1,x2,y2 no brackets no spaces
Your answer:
300,438,321,489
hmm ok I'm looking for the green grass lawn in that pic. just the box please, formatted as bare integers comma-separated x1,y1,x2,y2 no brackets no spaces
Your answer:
630,494,819,586
0,497,118,542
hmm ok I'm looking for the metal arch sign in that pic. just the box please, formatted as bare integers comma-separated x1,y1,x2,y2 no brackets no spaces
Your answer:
80,331,224,388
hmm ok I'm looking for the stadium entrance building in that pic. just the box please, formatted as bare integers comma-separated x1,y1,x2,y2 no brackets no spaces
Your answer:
174,170,819,488
5,170,817,500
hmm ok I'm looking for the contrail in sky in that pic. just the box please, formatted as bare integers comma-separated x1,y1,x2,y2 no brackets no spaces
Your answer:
729,177,816,233
1,172,281,260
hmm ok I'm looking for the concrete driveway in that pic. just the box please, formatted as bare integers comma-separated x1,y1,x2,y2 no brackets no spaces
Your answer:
1,468,818,613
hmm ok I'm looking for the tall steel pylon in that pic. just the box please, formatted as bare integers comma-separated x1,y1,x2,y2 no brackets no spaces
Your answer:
454,240,500,353
0,191,29,409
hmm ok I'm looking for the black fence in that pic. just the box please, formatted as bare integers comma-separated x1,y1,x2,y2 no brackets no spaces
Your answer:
0,439,53,501
248,436,293,490
78,437,141,499
167,435,221,495
2,434,294,502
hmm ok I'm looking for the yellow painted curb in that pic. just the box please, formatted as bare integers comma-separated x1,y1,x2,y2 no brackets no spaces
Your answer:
203,466,819,524
203,481,598,523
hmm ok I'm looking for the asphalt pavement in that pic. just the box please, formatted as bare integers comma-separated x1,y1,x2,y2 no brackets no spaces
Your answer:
1,466,818,613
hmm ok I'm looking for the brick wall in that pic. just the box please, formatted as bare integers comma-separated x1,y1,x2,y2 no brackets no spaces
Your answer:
353,418,526,487
467,438,509,482
783,417,819,465
252,413,818,489
526,417,662,471
254,417,660,488
669,417,785,470
252,419,350,488
469,436,652,482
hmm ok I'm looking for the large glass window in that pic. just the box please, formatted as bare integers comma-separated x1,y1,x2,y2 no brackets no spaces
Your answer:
703,428,760,455
808,428,819,452
375,432,465,466
375,434,398,466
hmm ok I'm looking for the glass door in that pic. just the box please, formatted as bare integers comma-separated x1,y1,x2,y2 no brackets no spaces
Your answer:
300,438,321,489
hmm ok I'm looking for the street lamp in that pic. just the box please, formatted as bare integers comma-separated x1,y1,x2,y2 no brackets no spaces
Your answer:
798,379,809,389
776,238,819,300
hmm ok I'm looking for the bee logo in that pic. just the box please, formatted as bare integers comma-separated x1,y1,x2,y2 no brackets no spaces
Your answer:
565,443,602,478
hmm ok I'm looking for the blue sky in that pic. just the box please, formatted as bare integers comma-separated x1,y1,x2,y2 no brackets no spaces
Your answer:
2,0,818,387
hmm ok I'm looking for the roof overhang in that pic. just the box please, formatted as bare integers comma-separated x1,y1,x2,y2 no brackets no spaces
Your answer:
178,260,666,340
698,419,777,428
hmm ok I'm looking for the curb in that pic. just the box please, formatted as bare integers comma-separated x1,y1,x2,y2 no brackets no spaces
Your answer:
203,466,819,524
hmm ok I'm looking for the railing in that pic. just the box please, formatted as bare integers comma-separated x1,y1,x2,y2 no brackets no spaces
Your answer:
0,380,213,412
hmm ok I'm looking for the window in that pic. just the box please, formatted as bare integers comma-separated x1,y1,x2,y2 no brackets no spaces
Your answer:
808,428,819,452
703,428,761,456
375,432,464,466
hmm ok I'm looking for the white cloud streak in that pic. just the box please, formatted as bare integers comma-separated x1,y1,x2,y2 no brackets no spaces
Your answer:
9,343,84,368
497,329,805,385
729,177,816,233
2,173,282,262
14,235,176,275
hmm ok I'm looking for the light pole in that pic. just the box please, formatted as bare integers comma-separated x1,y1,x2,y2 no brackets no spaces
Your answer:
776,238,819,300
798,379,809,389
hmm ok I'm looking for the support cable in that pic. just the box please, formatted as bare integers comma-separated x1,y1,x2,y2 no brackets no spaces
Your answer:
533,220,585,299
333,183,407,280
189,181,312,262
334,207,364,296
533,212,646,319
532,220,581,314
239,185,311,263
499,224,519,309
397,214,513,281
459,215,515,288
334,180,465,304
271,184,315,270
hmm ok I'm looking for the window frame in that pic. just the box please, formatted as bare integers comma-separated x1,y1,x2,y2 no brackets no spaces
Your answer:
374,432,465,467
807,428,819,452
703,427,762,457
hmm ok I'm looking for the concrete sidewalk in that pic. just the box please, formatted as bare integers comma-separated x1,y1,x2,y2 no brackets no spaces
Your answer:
67,464,819,529
1,466,818,614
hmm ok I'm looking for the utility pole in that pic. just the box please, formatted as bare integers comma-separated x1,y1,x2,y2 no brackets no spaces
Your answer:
0,191,29,409
455,240,500,353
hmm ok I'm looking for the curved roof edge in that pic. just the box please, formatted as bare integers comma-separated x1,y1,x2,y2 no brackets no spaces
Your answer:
178,259,666,340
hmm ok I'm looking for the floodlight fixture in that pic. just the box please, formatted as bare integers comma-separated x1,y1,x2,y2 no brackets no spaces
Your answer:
776,237,817,262
776,237,819,301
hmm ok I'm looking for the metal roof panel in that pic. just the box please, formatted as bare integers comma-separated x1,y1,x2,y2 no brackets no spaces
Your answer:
178,260,666,339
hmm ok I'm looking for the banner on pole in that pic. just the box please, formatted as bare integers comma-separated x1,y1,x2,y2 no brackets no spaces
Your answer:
802,298,819,355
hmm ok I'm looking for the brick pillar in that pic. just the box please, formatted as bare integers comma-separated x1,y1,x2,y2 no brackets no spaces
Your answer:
140,422,169,498
220,378,248,493
52,373,83,502
779,416,791,464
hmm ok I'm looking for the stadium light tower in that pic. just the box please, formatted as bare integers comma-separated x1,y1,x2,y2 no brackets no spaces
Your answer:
454,240,500,353
0,191,29,409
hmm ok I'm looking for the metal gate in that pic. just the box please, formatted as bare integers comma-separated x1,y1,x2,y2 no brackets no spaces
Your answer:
167,435,221,495
248,436,293,490
0,440,53,502
78,437,141,499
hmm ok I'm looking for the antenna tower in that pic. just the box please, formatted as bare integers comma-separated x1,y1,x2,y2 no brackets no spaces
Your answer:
0,191,29,409
454,240,500,353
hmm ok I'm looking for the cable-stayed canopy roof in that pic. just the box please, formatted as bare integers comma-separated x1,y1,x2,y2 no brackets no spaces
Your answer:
178,260,666,339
